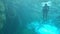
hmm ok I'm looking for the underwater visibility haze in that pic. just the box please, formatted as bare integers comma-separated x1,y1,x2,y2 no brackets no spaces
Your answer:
0,0,60,34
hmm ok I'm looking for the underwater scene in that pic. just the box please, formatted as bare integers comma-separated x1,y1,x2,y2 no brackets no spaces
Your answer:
0,0,60,34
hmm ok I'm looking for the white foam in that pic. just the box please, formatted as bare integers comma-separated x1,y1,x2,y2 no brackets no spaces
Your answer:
41,1,52,6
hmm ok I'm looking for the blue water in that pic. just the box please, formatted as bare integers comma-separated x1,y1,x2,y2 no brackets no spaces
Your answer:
0,0,60,34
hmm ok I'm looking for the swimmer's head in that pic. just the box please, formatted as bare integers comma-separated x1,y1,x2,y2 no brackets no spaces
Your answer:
44,4,48,6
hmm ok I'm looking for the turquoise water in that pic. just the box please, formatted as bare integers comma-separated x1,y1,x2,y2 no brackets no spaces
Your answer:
0,0,60,34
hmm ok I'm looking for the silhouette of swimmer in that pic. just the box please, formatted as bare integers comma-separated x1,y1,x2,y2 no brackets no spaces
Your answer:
43,4,49,21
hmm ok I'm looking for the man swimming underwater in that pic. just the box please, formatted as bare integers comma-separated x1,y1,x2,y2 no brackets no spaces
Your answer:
43,4,49,23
